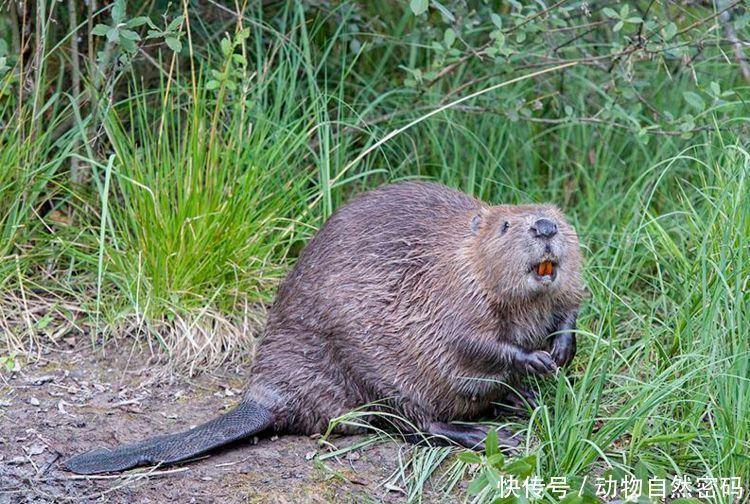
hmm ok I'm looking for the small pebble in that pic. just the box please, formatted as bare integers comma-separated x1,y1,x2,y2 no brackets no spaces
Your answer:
29,397,40,406
25,444,46,456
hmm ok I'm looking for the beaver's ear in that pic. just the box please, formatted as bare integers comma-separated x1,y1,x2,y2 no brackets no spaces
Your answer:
470,208,491,235
471,213,482,235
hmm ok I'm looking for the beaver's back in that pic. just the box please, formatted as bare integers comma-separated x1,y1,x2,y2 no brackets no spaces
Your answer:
272,181,483,332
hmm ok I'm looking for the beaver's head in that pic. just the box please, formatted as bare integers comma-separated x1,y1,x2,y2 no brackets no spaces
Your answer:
470,204,584,306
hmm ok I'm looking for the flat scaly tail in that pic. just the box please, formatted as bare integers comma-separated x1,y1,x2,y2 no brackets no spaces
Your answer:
64,400,273,474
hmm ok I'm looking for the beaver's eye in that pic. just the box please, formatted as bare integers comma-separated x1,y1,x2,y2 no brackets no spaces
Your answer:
501,221,510,234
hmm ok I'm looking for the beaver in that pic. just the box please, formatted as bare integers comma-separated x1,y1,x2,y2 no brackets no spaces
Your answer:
65,181,585,474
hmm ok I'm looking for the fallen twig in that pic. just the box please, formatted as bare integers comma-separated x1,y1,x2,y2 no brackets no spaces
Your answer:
65,466,190,480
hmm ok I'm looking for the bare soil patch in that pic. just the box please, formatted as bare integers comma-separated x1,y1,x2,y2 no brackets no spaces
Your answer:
0,342,448,503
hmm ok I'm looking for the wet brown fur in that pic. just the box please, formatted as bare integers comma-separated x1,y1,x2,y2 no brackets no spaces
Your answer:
247,181,585,435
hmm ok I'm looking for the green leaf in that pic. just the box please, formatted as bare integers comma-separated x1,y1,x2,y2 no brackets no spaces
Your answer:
494,32,506,47
443,28,456,48
111,0,126,24
1,353,18,372
683,91,705,111
126,16,152,28
680,114,696,132
165,37,182,52
220,37,233,56
431,1,455,21
626,17,643,24
106,27,120,43
457,452,481,464
634,460,650,481
503,459,533,479
602,7,618,18
166,15,185,32
663,22,677,41
205,80,220,90
484,466,501,488
409,0,429,16
91,24,111,36
119,29,141,42
613,21,624,32
519,454,537,472
467,472,489,495
36,314,53,330
237,27,251,41
485,429,499,456
486,453,504,467
710,81,721,96
491,13,503,29
603,467,625,482
119,36,136,53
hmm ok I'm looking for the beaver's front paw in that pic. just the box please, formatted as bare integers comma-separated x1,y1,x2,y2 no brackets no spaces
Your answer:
519,350,558,376
549,332,576,367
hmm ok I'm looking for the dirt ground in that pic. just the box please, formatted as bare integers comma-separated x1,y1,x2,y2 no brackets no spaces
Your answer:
0,341,449,503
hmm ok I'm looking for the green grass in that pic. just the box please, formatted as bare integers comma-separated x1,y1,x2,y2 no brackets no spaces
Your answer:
71,78,314,365
543,144,749,485
1,1,749,501
0,73,77,354
0,100,70,288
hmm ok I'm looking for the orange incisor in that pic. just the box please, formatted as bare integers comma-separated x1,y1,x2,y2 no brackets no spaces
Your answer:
537,260,554,276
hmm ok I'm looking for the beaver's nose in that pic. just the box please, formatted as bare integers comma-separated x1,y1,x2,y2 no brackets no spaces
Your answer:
531,218,557,238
